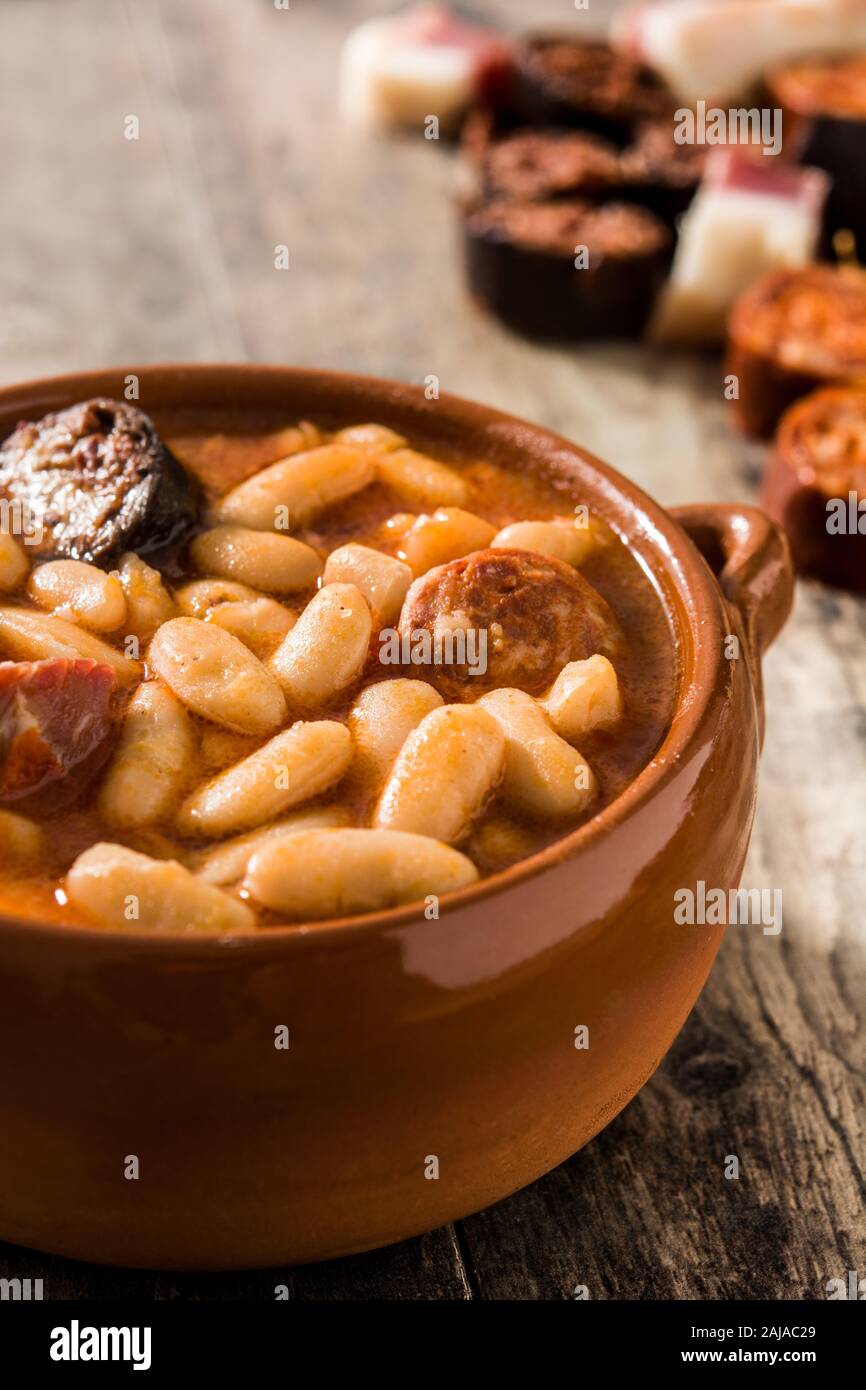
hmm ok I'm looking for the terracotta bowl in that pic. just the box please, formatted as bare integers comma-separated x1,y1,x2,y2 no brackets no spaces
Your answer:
0,366,794,1270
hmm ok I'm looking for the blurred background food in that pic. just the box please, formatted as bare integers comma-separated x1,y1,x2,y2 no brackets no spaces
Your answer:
340,1,866,352
334,0,866,595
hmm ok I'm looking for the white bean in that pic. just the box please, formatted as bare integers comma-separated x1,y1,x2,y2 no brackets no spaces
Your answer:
322,543,412,622
332,423,406,452
269,583,371,707
176,720,352,838
398,507,496,575
244,827,478,919
28,559,126,632
0,809,46,866
66,842,255,932
148,617,286,736
374,704,504,843
99,681,196,830
541,656,622,741
176,578,260,616
215,444,374,530
478,688,597,818
115,553,176,641
0,533,29,592
0,607,141,684
190,525,321,594
376,448,469,508
206,597,296,655
491,518,594,567
191,806,351,885
175,580,294,656
348,678,443,784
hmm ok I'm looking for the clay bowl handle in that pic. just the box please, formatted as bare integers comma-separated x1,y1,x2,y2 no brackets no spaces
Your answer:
670,504,795,739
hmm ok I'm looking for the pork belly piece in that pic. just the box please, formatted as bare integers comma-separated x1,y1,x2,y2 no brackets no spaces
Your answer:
0,658,120,810
650,149,828,346
614,0,866,105
727,263,866,438
339,3,513,134
763,385,866,592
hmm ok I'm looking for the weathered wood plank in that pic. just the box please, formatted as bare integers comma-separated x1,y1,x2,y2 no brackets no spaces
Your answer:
0,1225,472,1301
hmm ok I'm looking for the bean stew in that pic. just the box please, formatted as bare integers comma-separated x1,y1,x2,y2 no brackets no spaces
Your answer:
0,402,677,930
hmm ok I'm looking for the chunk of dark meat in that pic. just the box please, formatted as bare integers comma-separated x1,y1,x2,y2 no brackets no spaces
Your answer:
514,35,672,142
398,547,622,698
0,398,198,565
464,196,671,340
482,129,622,201
0,658,120,810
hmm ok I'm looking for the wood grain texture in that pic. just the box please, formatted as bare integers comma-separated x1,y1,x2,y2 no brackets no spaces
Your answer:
0,0,863,1301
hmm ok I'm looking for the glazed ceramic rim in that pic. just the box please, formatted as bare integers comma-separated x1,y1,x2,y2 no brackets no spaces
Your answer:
0,364,728,951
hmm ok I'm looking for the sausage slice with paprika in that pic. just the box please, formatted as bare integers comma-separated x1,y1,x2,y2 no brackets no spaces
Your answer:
726,265,866,439
762,385,866,592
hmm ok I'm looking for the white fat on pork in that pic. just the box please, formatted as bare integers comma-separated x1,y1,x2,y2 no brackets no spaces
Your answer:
614,0,866,105
650,149,828,344
339,3,510,133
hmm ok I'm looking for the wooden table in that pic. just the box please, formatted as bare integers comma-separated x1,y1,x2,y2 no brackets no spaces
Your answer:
0,0,863,1300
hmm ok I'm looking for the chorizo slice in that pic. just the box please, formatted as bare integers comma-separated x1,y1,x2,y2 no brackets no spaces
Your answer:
727,265,866,439
0,658,120,809
398,546,621,699
762,385,866,593
0,398,198,565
